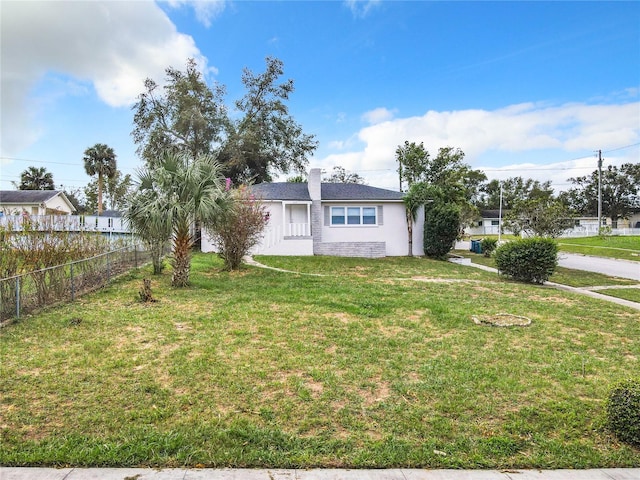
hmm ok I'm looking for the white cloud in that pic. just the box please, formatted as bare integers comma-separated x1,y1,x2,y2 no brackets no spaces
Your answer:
361,107,395,125
0,0,208,156
344,0,382,18
165,0,227,28
318,101,640,191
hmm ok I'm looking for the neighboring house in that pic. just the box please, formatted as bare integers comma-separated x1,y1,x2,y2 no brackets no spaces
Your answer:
202,168,425,257
0,190,76,216
467,210,504,236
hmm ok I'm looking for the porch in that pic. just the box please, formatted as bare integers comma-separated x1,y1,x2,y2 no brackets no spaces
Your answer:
254,201,313,255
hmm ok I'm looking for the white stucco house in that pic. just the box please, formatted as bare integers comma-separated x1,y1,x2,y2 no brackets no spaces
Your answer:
0,190,76,216
202,168,425,257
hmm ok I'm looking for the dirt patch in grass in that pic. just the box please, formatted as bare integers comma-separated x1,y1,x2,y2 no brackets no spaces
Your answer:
174,322,193,331
527,292,578,306
324,312,358,324
361,380,391,407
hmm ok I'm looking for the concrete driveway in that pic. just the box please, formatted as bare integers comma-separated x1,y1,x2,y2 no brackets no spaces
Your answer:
557,253,640,281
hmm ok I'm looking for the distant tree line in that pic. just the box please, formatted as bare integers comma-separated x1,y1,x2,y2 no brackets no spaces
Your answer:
395,140,640,257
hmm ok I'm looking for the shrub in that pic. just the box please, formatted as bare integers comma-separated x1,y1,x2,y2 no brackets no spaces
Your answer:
494,237,558,284
480,237,498,257
423,203,460,259
206,185,267,271
606,379,640,446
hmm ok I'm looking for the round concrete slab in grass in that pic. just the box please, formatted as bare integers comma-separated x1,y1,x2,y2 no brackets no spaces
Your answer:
472,313,532,327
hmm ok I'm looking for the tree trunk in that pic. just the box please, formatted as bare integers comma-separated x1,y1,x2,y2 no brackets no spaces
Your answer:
406,208,413,257
151,244,164,274
172,224,192,287
97,173,103,216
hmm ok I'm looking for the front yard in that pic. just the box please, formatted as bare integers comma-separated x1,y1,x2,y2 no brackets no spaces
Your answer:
1,254,638,468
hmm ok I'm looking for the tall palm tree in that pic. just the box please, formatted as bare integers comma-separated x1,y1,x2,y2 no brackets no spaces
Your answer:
83,143,117,215
128,151,228,287
17,166,55,190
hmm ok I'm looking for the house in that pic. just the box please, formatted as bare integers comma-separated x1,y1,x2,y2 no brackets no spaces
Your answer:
201,168,425,257
0,190,76,216
467,209,504,236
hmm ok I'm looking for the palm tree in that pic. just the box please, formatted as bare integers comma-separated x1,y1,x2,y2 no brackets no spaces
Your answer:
17,166,54,190
83,143,117,215
127,151,228,287
124,191,171,275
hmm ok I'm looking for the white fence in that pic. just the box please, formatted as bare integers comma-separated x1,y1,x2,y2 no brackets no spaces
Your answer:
0,214,131,234
467,225,640,238
559,227,640,237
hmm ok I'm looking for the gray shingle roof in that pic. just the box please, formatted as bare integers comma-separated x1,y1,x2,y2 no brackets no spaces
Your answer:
249,183,404,202
480,209,501,219
321,183,404,201
249,183,311,201
0,190,62,203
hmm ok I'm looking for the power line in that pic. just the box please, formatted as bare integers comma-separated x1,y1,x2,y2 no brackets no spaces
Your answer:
603,142,640,153
0,156,139,172
1,157,82,167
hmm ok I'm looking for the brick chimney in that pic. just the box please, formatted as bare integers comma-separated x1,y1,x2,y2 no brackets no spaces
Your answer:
308,168,322,201
308,168,322,251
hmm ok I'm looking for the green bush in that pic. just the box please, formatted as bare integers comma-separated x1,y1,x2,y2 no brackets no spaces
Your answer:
423,203,460,259
480,237,498,257
494,237,558,284
606,379,640,447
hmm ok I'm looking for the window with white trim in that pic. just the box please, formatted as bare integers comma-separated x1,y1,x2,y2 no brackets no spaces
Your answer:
330,206,377,226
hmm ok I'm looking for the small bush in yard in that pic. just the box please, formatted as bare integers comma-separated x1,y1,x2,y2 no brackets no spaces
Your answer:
494,237,558,284
480,237,498,257
606,379,640,447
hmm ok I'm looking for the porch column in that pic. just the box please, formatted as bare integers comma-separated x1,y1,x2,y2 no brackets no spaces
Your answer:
307,203,311,236
282,202,287,237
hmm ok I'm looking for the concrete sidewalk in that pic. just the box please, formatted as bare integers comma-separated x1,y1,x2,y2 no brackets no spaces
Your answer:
2,467,639,479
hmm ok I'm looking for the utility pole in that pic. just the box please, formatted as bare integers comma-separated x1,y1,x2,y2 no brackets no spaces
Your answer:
597,150,603,232
498,181,503,243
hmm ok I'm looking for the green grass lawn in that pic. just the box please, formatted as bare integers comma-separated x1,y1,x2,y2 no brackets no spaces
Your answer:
1,254,639,468
557,236,640,262
598,288,640,303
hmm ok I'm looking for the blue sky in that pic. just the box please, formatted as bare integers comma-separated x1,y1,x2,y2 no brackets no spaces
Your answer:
1,0,638,194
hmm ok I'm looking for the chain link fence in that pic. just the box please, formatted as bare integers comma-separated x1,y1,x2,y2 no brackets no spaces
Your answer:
1,244,152,323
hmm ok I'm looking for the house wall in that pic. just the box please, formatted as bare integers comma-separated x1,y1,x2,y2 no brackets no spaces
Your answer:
0,195,74,216
45,196,74,215
317,201,422,257
201,200,314,256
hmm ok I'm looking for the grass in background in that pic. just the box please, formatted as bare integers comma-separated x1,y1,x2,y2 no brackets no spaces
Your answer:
556,236,639,262
1,254,639,468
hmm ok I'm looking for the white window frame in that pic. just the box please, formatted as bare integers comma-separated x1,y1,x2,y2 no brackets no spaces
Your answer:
330,206,377,226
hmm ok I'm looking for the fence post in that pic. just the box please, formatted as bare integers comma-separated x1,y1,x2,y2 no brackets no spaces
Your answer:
134,245,138,269
70,263,75,301
106,252,111,283
15,276,20,319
